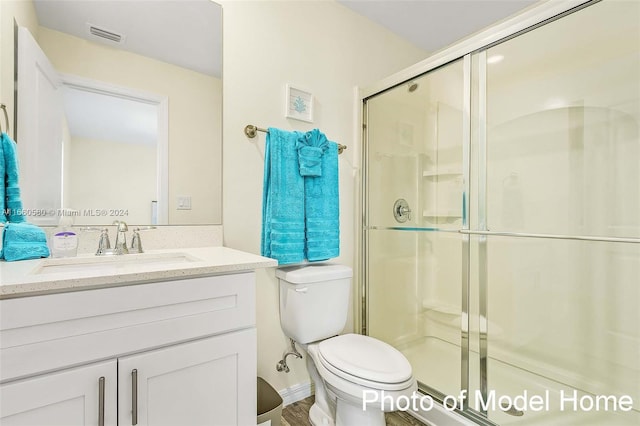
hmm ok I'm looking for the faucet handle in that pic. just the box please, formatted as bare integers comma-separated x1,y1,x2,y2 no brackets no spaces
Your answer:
96,228,112,255
130,228,143,254
129,226,157,254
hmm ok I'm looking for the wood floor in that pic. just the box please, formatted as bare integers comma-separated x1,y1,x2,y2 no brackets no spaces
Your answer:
281,396,428,426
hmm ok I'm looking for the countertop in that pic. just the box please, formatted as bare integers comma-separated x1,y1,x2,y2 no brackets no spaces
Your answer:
0,247,277,299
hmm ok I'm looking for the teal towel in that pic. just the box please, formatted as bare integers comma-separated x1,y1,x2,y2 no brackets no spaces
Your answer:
305,139,340,261
0,132,6,223
1,222,50,261
2,132,25,223
261,128,306,265
296,129,329,177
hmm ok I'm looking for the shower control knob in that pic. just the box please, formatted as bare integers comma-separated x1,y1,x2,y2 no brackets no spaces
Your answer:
393,199,412,223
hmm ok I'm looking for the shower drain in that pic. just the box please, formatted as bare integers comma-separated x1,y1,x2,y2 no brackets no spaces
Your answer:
501,401,525,416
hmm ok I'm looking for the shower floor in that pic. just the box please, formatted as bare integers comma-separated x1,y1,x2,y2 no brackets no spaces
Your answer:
400,337,639,425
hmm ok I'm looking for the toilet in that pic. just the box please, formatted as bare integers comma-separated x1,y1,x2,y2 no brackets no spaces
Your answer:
276,263,417,426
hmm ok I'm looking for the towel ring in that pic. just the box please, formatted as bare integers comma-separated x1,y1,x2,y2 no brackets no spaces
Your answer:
0,103,9,137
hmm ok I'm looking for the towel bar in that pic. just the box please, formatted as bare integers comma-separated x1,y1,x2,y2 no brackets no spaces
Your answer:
1,103,10,138
244,124,346,154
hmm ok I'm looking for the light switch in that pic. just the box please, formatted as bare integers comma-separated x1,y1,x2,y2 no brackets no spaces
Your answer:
177,196,192,210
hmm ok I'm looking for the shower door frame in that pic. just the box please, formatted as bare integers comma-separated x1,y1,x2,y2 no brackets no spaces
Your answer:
358,0,607,423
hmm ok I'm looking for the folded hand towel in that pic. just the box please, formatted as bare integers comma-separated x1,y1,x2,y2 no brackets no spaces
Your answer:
296,129,329,177
1,222,50,261
0,132,6,223
304,139,340,261
261,128,306,265
2,132,25,223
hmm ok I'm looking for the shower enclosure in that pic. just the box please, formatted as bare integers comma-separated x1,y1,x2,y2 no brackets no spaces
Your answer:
360,1,639,424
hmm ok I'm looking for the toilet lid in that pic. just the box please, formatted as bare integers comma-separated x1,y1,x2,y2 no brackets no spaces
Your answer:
318,334,412,384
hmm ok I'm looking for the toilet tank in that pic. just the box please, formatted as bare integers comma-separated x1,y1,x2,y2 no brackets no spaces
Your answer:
276,264,352,344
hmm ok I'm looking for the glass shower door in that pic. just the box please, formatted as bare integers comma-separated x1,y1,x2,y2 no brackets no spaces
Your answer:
364,58,466,399
475,0,640,424
364,1,639,425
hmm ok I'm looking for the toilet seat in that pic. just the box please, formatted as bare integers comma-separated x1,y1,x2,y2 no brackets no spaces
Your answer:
317,334,414,391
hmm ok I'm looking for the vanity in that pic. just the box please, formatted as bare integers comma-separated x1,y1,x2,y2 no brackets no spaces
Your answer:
0,246,277,426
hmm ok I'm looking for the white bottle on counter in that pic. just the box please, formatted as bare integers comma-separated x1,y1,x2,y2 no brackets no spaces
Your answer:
50,215,79,258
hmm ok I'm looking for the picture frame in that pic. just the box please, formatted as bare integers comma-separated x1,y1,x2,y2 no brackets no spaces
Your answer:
285,84,314,123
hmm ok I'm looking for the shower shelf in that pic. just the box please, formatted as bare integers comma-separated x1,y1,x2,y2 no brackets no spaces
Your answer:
422,170,462,178
422,210,462,218
421,300,460,328
422,299,459,316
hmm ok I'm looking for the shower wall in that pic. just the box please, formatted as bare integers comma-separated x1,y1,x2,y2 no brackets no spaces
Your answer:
363,0,639,424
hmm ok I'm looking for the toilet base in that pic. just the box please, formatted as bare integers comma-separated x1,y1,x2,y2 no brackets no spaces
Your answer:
309,402,334,426
335,398,385,426
308,397,386,426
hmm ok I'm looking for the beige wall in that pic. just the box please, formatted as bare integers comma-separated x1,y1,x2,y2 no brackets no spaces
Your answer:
37,26,222,225
68,136,156,225
0,0,39,136
220,0,427,395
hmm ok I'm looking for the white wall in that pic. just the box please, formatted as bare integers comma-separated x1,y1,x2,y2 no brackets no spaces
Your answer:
220,0,427,395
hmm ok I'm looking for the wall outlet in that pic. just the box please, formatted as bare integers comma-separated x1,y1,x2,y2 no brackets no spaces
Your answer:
177,196,192,210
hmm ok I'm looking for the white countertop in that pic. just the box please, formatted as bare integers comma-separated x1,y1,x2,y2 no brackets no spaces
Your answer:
0,247,277,299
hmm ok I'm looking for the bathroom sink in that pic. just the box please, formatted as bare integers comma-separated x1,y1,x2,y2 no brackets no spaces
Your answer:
32,252,200,275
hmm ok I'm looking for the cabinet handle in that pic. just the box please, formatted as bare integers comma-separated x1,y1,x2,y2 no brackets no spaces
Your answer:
132,369,138,425
98,377,105,426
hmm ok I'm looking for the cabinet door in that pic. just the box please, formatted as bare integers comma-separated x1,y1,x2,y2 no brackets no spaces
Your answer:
0,360,117,426
118,328,256,426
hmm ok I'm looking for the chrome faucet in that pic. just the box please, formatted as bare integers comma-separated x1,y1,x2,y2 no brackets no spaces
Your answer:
113,221,129,255
94,222,153,255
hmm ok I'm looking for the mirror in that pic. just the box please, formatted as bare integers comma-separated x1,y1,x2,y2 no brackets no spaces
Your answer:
12,0,222,225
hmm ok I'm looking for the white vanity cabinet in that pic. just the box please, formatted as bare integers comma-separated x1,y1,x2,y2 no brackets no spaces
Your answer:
117,330,254,426
0,272,258,426
0,360,117,425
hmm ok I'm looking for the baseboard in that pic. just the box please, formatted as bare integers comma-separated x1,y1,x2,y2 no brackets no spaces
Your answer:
279,381,314,407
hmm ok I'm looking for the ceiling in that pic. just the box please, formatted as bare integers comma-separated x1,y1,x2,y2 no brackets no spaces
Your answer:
338,0,539,53
34,0,222,78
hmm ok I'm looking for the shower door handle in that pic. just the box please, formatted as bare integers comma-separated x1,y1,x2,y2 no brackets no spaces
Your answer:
393,199,412,223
